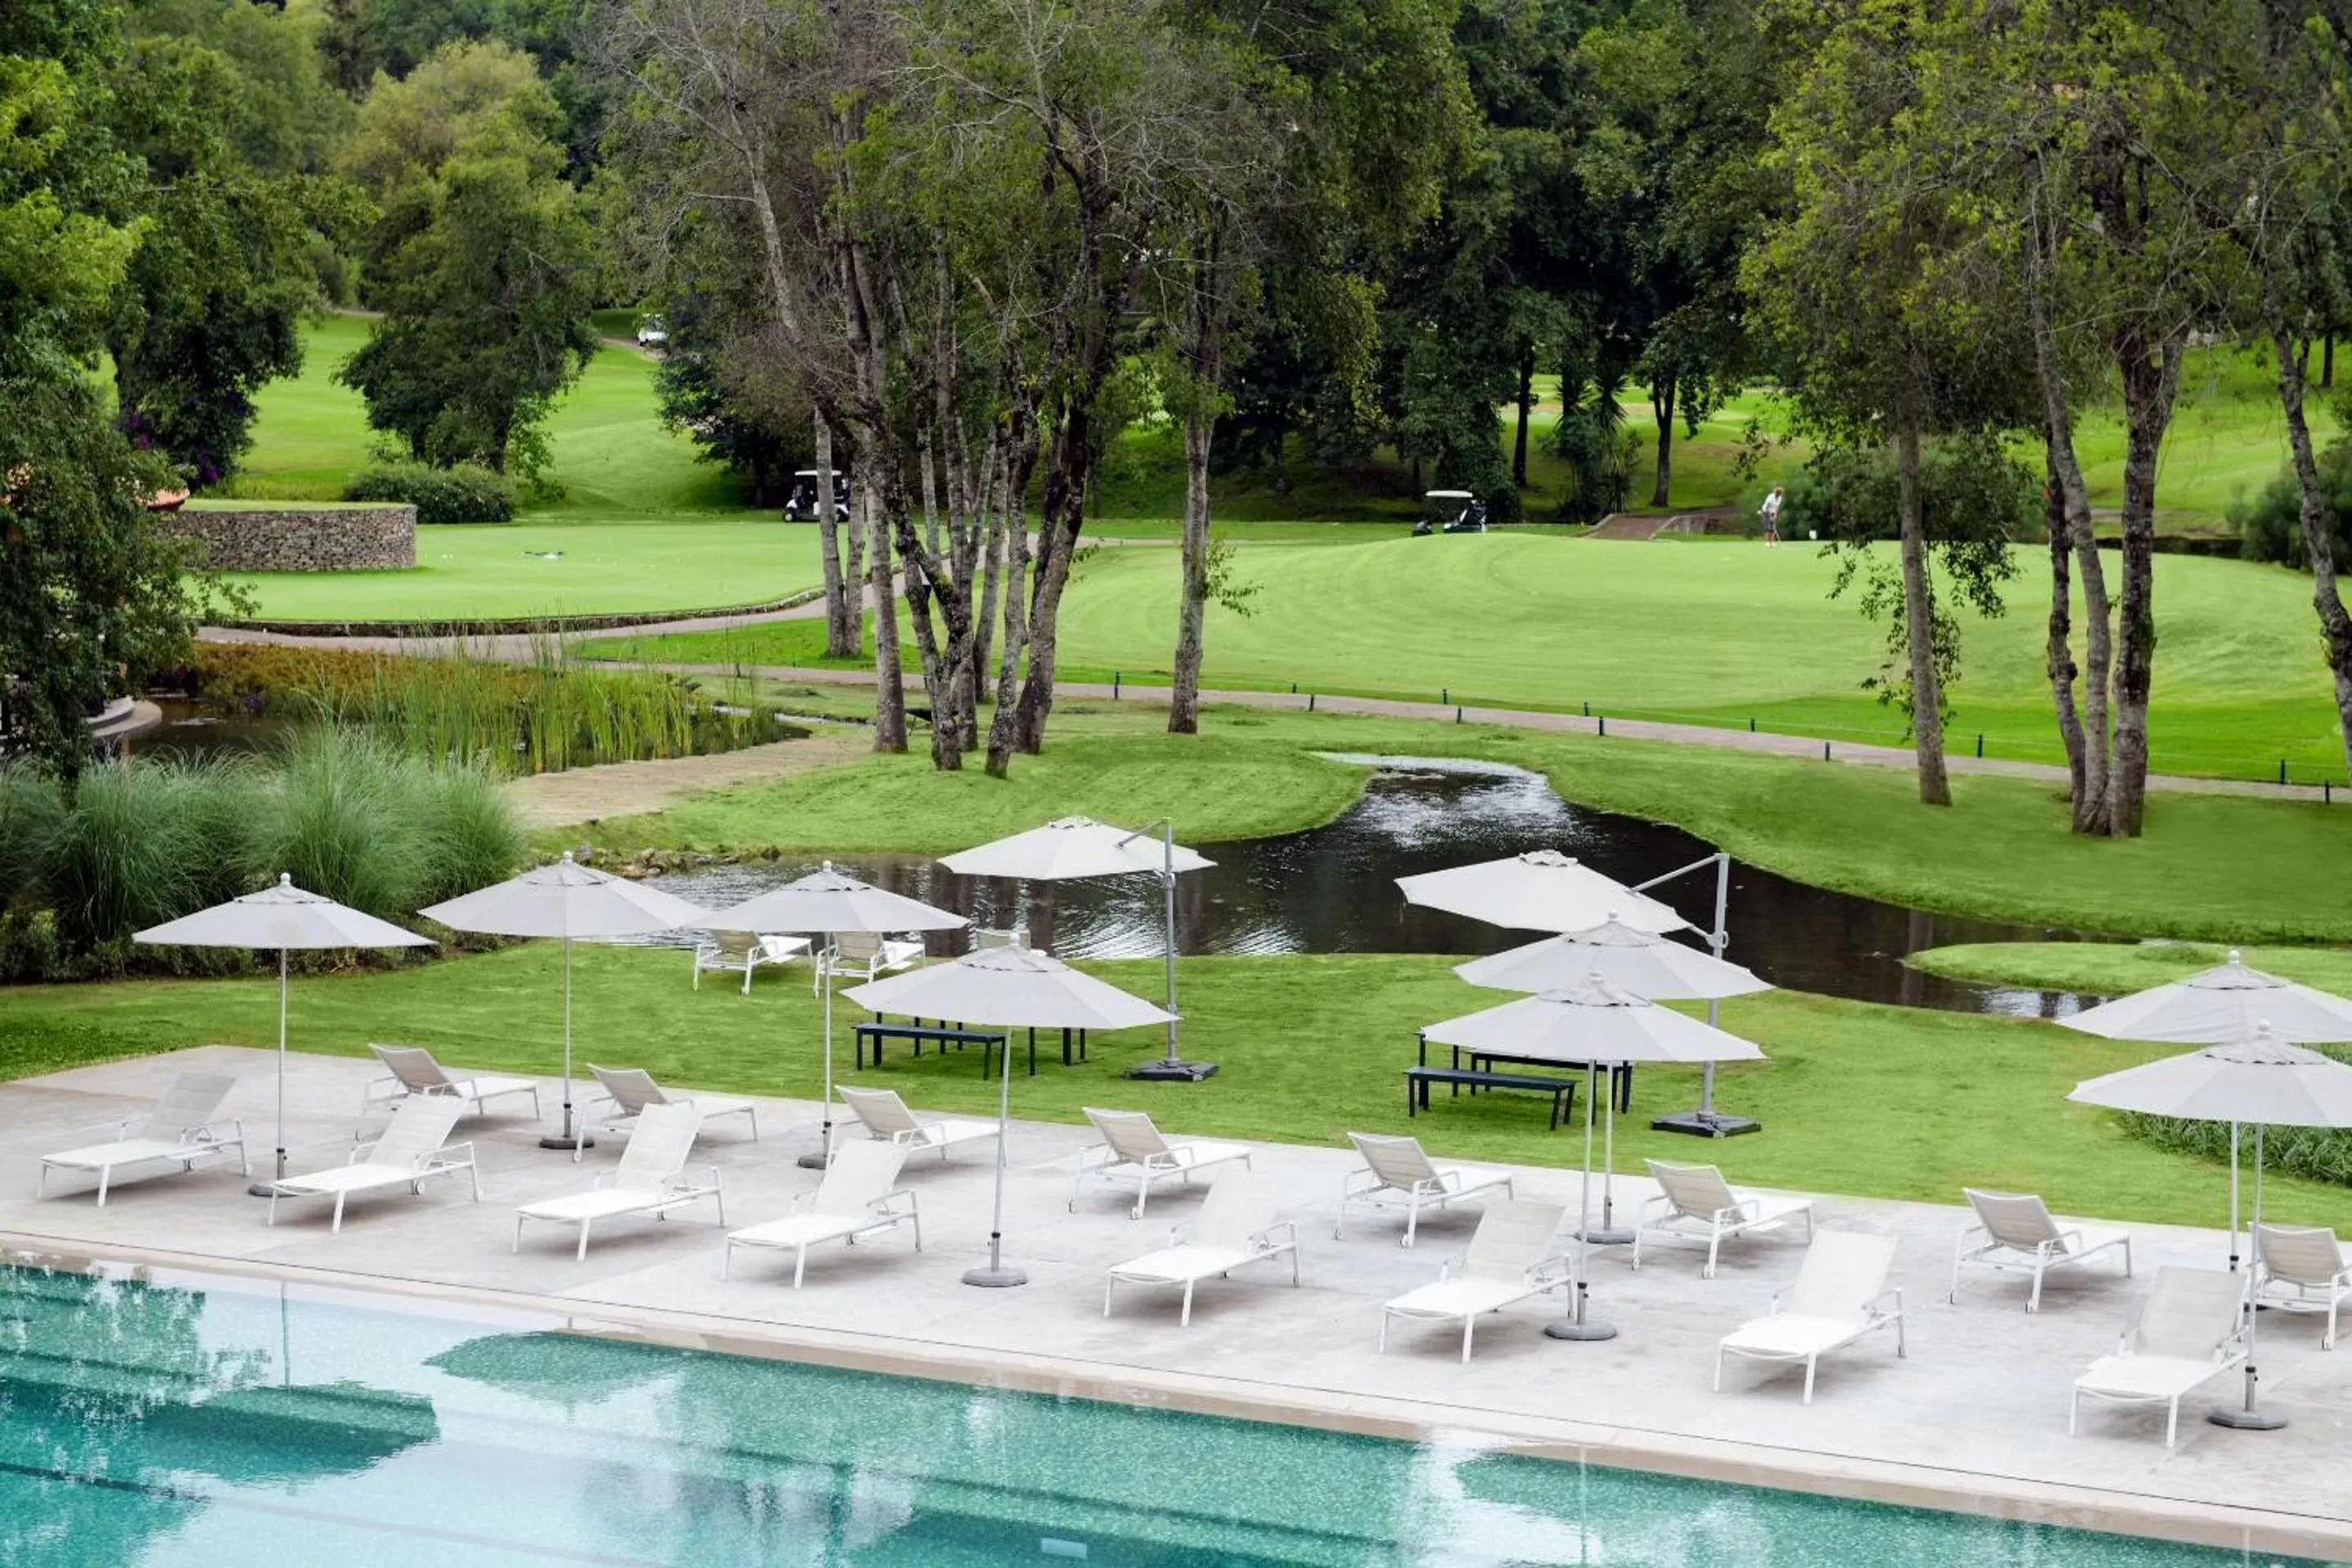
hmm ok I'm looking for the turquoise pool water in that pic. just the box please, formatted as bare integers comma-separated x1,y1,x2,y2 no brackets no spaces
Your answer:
0,1263,2327,1566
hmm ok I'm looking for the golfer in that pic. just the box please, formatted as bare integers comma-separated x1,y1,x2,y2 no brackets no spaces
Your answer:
1760,486,1784,547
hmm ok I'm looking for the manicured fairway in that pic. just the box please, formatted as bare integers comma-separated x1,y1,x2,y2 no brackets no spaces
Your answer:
220,519,826,621
5,944,2345,1232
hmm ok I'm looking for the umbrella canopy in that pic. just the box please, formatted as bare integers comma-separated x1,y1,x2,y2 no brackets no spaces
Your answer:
136,874,434,951
2060,950,2352,1046
416,852,711,938
1453,917,1768,1000
938,816,1214,880
1423,978,1766,1066
844,942,1174,1031
2069,1031,2352,1127
705,862,969,934
1396,850,1688,936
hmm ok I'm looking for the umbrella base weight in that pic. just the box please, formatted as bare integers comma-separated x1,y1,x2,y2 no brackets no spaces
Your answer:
247,1181,283,1199
1126,1058,1219,1082
963,1265,1029,1289
795,1152,831,1170
537,1134,595,1152
2208,1406,2287,1431
1651,1110,1760,1138
1575,1227,1635,1246
1544,1318,1618,1342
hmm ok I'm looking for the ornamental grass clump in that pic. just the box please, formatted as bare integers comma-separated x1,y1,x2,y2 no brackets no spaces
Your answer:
2118,1102,2352,1189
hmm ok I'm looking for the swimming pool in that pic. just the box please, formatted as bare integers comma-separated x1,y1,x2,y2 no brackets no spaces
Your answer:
0,1263,2324,1566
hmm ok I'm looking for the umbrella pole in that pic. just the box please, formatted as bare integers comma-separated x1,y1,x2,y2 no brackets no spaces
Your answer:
2228,1122,2242,1271
2212,1123,2285,1431
1125,819,1216,1081
1547,1062,1615,1341
1579,1062,1633,1245
798,934,838,1170
1650,853,1757,1138
964,1004,1027,1288
250,947,289,1196
541,937,590,1152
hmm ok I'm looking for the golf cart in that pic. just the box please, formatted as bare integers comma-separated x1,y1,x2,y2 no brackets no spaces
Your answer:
781,470,853,523
1413,489,1488,536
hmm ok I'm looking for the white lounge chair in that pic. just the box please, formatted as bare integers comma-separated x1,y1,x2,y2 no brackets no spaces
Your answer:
1951,1187,2133,1312
1336,1130,1514,1248
587,1065,760,1149
1634,1159,1815,1278
39,1071,247,1205
363,1044,542,1121
692,930,809,993
267,1097,478,1233
2072,1267,2249,1446
1379,1200,1572,1362
513,1103,723,1260
839,1085,1000,1163
722,1141,920,1287
2252,1223,2351,1351
1715,1229,1905,1404
814,929,923,994
1071,1107,1254,1218
1106,1174,1300,1325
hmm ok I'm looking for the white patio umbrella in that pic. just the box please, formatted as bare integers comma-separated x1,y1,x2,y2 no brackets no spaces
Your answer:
136,875,432,1193
941,816,1214,1080
2069,1031,2352,1431
1396,849,1690,937
2061,951,2352,1264
419,853,713,1152
1422,978,1766,1342
706,863,966,1167
846,940,1173,1289
1454,916,1771,1241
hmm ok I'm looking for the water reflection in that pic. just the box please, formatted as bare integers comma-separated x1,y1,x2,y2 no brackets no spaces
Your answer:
642,756,2106,1019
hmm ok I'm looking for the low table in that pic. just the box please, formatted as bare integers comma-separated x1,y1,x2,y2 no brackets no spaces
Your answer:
1415,1033,1633,1113
1405,1067,1578,1130
853,1018,1089,1078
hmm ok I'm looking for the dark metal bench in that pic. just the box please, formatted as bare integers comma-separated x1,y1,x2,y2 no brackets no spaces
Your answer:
1416,1033,1634,1114
853,1018,1089,1078
1405,1067,1579,1130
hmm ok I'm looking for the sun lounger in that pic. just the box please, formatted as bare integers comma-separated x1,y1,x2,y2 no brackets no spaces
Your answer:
1634,1159,1815,1278
814,930,923,994
2071,1266,2249,1446
586,1065,759,1151
513,1103,723,1260
692,930,810,993
1071,1107,1254,1218
721,1141,920,1286
839,1085,999,1163
1715,1230,1905,1404
267,1096,477,1233
39,1071,247,1205
1106,1174,1300,1325
363,1044,542,1121
1951,1187,2133,1312
1336,1130,1514,1248
2252,1223,2352,1350
1379,1200,1572,1362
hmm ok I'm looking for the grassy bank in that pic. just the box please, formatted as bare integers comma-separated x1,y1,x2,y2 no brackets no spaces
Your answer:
1909,942,2352,996
5,944,2343,1231
590,535,2352,784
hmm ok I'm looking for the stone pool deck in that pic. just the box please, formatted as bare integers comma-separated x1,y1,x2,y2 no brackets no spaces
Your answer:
2,1046,2346,1561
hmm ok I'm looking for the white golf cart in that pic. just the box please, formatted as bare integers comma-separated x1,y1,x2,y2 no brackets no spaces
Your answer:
781,470,853,523
1413,489,1488,535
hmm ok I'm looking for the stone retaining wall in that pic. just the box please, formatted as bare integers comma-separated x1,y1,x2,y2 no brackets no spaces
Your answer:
163,506,416,572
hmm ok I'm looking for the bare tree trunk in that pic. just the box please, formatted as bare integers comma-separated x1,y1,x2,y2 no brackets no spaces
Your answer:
1649,372,1677,510
815,412,857,660
2274,327,2352,782
986,503,1033,777
1169,406,1213,734
866,483,906,753
1896,420,1950,806
2105,326,2182,838
975,468,1004,707
1512,341,1535,489
2043,451,2087,804
2326,334,2336,390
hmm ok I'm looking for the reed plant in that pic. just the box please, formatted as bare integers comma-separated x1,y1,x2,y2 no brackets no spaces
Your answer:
2121,1109,2352,1189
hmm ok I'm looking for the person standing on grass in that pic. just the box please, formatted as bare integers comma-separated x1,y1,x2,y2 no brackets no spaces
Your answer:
1760,486,1784,547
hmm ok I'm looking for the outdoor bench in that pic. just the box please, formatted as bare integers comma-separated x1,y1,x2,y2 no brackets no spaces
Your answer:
1405,1066,1579,1130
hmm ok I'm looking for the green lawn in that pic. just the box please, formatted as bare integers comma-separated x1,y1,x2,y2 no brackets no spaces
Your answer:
5,945,2344,1231
590,532,2352,783
1910,942,2352,995
573,703,2352,944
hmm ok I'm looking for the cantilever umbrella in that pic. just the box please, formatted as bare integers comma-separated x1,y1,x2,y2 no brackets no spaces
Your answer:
420,853,712,1153
1422,978,1766,1343
846,940,1172,1289
2069,1031,2352,1432
942,816,1214,1080
136,875,432,1192
1396,850,1689,937
706,863,966,1167
1454,917,1770,1241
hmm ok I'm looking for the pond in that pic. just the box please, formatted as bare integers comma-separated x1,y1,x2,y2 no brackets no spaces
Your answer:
643,755,2109,1020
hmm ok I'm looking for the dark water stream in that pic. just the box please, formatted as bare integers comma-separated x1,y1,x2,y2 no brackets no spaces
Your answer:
641,755,2109,1019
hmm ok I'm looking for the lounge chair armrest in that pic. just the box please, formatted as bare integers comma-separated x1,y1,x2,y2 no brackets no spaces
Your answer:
875,1187,920,1220
1339,1167,1383,1200
788,1188,817,1214
1254,1219,1299,1252
668,1165,724,1196
1869,1285,1904,1320
1436,1253,1468,1282
428,1141,477,1172
189,1118,243,1147
889,1127,925,1147
1528,1254,1575,1287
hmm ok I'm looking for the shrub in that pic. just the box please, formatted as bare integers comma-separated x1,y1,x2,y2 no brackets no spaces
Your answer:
2234,443,2352,568
0,766,65,911
342,460,514,525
